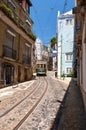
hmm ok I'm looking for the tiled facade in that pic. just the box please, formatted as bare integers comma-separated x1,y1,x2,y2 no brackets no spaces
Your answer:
0,0,35,87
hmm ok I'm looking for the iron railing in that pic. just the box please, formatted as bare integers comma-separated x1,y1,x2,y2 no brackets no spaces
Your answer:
3,45,16,59
23,55,31,65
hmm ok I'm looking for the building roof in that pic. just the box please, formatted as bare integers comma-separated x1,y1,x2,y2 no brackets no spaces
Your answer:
58,10,74,19
63,10,72,15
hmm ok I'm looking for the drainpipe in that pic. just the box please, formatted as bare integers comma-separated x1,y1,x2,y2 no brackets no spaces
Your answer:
60,35,62,78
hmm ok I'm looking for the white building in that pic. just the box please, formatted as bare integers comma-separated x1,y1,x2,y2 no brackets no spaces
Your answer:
57,10,75,78
42,45,49,61
52,50,57,70
35,38,43,61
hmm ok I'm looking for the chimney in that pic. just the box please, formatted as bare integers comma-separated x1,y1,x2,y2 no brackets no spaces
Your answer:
58,11,60,16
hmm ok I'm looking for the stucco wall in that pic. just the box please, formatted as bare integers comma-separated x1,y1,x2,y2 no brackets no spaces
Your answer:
0,20,6,56
57,12,75,77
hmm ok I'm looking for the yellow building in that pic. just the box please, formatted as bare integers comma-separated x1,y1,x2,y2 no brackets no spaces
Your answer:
0,0,36,87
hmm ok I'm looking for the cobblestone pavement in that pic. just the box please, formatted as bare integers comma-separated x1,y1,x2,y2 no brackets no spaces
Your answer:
50,79,86,130
0,72,86,130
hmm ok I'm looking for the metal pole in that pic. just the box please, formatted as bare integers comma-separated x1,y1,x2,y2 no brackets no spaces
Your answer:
60,35,62,78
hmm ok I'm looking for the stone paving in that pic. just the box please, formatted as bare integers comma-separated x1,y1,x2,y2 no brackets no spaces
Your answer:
0,73,86,130
51,79,86,130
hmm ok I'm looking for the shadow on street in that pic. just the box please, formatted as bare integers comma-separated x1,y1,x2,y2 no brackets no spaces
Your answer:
50,79,86,130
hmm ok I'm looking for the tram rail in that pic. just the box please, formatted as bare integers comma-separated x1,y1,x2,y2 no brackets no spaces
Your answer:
13,77,48,130
0,79,39,118
0,77,48,130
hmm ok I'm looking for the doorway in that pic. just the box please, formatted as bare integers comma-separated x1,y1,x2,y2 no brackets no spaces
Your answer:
2,63,14,84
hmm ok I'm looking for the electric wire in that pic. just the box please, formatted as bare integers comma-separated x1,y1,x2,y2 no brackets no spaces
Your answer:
31,3,44,40
63,0,68,13
31,0,70,46
45,0,58,30
31,0,58,45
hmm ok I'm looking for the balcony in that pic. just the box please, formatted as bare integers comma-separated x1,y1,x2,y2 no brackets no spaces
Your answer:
23,55,31,65
0,0,36,41
3,45,16,60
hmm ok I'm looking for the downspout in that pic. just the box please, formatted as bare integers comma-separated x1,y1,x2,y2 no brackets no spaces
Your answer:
60,35,62,78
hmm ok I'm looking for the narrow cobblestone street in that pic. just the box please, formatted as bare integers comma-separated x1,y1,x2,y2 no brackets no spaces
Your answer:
0,73,86,130
0,0,86,129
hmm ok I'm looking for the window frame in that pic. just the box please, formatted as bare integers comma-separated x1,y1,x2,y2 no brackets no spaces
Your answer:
66,67,72,74
65,52,72,62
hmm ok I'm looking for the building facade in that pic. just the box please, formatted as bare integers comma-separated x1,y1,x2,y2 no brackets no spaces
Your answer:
52,50,57,71
35,38,43,61
73,0,86,109
0,0,35,87
57,10,75,78
35,38,49,61
42,45,48,61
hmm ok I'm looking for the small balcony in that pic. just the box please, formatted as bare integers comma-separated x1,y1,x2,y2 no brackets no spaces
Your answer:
0,0,36,41
23,55,31,65
3,45,16,60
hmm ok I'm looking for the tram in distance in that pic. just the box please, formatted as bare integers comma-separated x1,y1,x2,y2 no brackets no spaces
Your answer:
36,60,47,76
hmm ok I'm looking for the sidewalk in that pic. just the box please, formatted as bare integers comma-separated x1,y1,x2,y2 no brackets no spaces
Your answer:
51,79,86,130
0,80,35,93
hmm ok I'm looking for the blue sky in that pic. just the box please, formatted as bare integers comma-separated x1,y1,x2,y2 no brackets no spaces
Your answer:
30,0,74,46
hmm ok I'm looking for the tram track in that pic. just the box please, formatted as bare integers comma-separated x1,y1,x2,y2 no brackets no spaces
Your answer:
0,77,42,118
0,77,48,130
13,77,48,130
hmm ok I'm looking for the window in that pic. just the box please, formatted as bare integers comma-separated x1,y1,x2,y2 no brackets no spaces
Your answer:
66,19,73,25
70,19,73,25
65,53,72,61
3,29,16,59
66,67,72,74
5,32,14,48
66,19,69,25
24,42,31,56
59,21,62,28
